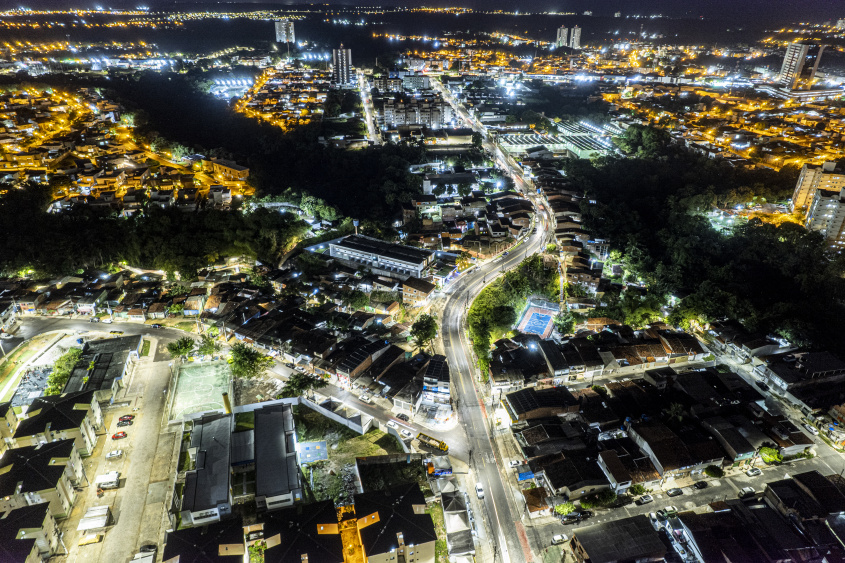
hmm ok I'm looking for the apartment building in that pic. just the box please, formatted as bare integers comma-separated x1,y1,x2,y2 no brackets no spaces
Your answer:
791,162,845,212
804,187,845,249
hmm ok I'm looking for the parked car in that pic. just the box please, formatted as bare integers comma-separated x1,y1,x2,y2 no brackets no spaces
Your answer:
119,415,135,422
106,450,123,460
0,333,12,340
804,423,819,436
693,481,709,490
551,534,568,545
508,460,523,468
139,544,158,553
359,394,372,404
386,421,398,429
657,506,678,520
746,468,762,477
112,432,127,440
636,494,654,505
89,317,100,323
502,251,509,256
574,510,593,519
101,318,113,324
78,533,104,546
667,488,684,497
110,330,123,335
561,514,580,525
475,483,484,499
400,429,413,439
738,487,756,499
150,324,162,329
397,413,410,422
117,420,133,427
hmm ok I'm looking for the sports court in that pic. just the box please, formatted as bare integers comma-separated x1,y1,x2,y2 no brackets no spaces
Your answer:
516,300,558,339
169,361,232,421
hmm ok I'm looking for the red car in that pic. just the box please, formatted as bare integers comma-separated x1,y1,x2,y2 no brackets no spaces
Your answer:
119,415,135,422
112,432,127,440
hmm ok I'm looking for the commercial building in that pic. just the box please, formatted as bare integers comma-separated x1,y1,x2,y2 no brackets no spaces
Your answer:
570,25,582,50
274,19,295,43
778,42,826,90
555,26,568,48
792,162,845,212
332,46,353,86
328,234,434,280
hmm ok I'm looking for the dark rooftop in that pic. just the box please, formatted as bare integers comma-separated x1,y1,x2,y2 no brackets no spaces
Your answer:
183,414,231,513
354,484,436,556
162,517,246,563
572,515,666,563
261,501,344,563
331,235,433,266
0,439,75,497
0,504,49,562
254,404,300,502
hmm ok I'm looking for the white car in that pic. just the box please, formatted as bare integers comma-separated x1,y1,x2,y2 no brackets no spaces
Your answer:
746,467,762,477
386,421,398,430
804,423,819,436
359,394,372,404
508,460,523,468
0,333,13,340
106,450,123,460
101,318,113,324
475,483,484,499
400,429,413,439
738,487,756,499
551,534,568,545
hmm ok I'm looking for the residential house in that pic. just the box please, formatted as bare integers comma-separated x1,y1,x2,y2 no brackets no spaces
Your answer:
254,404,302,511
0,504,61,563
402,276,437,307
570,515,666,563
9,390,102,456
181,414,233,526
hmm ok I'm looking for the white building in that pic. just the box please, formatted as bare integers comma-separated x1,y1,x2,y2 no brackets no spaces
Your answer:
332,46,353,86
791,162,845,212
274,20,295,43
805,187,845,249
570,26,582,50
555,26,568,48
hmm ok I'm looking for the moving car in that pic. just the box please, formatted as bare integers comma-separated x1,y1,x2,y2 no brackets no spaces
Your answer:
89,317,100,323
738,487,756,499
475,483,484,499
804,423,819,436
636,494,654,505
106,450,123,460
359,394,372,404
561,514,580,525
502,251,509,256
112,432,128,440
101,319,113,324
551,534,568,545
150,324,162,329
693,481,709,490
117,420,133,427
0,333,12,340
667,488,684,497
746,467,762,477
110,330,124,335
119,415,135,422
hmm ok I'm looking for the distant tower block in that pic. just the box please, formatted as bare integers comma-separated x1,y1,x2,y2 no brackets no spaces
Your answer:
274,19,295,43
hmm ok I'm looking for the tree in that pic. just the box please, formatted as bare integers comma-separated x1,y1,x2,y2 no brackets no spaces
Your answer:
665,402,686,424
44,348,82,395
554,311,576,335
411,314,438,351
629,484,646,496
278,371,329,398
197,334,221,357
456,251,474,271
167,337,195,358
759,446,783,465
704,465,724,478
342,289,370,311
228,342,274,379
554,502,576,515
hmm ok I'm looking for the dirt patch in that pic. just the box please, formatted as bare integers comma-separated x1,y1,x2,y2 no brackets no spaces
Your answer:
233,376,285,406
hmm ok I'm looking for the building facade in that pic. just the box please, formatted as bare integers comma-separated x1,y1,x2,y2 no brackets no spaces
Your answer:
570,26,582,50
792,162,845,212
332,47,353,86
556,26,568,48
779,42,825,90
274,19,295,43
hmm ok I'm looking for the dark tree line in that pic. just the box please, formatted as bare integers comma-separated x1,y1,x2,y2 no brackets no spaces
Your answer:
570,125,845,352
0,182,308,277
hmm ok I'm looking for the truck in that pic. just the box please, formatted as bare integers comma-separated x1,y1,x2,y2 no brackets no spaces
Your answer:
94,471,121,490
417,433,449,452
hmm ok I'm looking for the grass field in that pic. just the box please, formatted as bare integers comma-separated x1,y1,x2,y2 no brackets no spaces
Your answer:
426,503,449,563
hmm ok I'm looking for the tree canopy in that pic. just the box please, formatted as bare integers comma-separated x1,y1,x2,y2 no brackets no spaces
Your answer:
410,314,438,352
228,342,274,379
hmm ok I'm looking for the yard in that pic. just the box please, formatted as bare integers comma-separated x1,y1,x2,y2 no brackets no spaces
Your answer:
0,332,58,401
294,406,403,504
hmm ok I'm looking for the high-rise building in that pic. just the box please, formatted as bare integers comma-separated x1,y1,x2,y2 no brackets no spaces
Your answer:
837,18,845,30
556,26,568,48
332,46,353,86
274,19,295,43
805,187,845,250
792,162,845,212
778,42,826,90
570,26,582,50
615,11,622,17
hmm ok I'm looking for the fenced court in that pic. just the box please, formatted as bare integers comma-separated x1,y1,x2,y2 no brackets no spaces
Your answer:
169,361,232,421
516,300,558,339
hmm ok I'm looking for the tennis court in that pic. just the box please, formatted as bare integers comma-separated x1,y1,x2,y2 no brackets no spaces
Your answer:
169,361,231,421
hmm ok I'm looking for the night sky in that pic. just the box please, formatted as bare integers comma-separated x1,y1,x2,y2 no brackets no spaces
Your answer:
2,0,841,25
